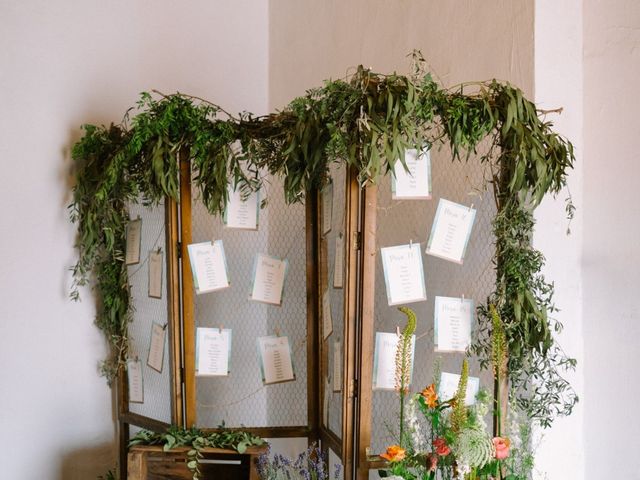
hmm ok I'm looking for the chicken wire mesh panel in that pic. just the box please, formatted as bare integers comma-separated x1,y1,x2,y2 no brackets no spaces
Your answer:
127,199,173,424
192,175,308,428
321,162,347,439
368,148,496,453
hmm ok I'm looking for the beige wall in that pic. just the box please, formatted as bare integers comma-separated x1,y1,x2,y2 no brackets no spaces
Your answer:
583,1,640,478
0,1,268,478
269,0,534,110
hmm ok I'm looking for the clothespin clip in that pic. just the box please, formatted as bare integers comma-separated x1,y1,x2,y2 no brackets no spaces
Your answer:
275,327,281,337
156,246,162,254
408,239,414,257
162,323,168,331
469,203,474,212
396,325,401,337
461,294,465,303
134,355,139,363
218,324,224,334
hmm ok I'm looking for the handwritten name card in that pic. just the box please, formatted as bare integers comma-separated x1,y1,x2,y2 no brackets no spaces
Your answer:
426,199,476,264
257,335,295,385
381,243,427,306
224,185,259,230
372,332,415,390
196,328,232,376
434,296,473,352
250,253,288,306
392,148,432,199
187,241,230,294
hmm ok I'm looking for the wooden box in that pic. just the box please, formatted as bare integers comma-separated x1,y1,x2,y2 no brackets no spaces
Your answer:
127,445,268,480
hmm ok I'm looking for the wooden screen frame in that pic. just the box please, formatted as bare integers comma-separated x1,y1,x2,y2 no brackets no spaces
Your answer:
117,188,184,480
179,155,320,440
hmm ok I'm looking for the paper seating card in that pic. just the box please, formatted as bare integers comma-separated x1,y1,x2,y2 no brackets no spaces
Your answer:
381,243,427,306
147,322,166,373
148,249,163,299
392,148,432,199
125,218,142,265
196,328,232,376
333,234,345,289
127,359,144,403
426,199,476,264
434,296,473,352
187,240,230,294
322,181,333,235
250,253,288,306
372,332,416,390
323,378,331,427
322,290,333,340
439,372,480,406
257,335,296,385
333,340,342,392
224,185,259,230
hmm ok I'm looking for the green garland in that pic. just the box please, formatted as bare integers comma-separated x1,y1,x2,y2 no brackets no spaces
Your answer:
70,55,576,427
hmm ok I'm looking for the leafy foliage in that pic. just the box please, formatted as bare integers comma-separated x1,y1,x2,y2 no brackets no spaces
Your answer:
70,55,575,429
129,426,265,480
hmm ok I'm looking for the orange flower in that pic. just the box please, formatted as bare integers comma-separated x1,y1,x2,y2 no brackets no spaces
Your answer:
421,383,438,408
380,445,406,463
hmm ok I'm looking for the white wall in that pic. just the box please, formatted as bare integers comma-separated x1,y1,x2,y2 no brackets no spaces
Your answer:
582,1,640,479
0,1,268,478
534,1,585,479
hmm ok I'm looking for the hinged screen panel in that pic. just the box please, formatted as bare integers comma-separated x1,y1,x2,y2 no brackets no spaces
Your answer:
361,148,497,457
190,176,309,428
126,200,173,425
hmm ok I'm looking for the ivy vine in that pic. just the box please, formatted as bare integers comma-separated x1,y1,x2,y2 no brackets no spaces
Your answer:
70,54,576,428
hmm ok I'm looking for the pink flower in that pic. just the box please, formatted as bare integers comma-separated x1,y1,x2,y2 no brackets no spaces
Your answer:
433,437,451,456
492,437,511,460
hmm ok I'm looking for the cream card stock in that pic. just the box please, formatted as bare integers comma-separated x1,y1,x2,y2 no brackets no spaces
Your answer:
333,234,345,289
127,359,144,403
148,249,163,299
322,181,333,235
147,322,166,373
125,218,142,265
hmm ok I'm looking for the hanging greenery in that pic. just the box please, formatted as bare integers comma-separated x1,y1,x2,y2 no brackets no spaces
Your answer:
70,53,576,428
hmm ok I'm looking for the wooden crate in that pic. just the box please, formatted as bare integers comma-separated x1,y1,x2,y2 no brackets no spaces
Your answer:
128,445,268,480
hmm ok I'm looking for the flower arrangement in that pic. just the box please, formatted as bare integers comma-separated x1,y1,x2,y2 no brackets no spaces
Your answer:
378,307,526,480
257,444,342,480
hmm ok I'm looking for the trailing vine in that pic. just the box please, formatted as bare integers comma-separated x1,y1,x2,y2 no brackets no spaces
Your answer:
70,54,576,428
